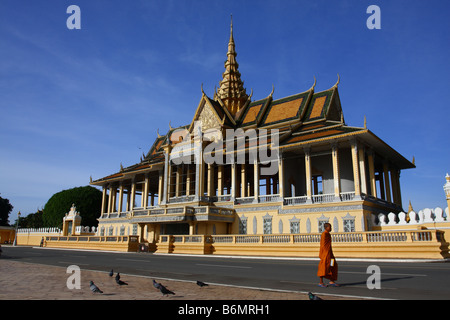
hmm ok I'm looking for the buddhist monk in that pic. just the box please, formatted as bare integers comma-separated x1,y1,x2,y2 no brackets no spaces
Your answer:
317,223,339,287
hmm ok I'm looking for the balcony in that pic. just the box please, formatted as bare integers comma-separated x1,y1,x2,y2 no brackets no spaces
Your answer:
284,192,356,206
112,205,237,224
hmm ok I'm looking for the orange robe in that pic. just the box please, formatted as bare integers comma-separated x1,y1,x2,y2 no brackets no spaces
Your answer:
317,230,338,281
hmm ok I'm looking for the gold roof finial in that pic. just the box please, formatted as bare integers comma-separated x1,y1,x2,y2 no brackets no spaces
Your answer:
309,76,316,91
408,200,414,213
332,73,340,88
217,15,249,116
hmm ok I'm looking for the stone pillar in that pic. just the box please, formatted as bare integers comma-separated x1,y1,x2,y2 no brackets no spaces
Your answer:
207,164,215,197
111,187,117,212
383,162,392,203
162,146,171,205
278,155,284,199
175,165,182,197
254,159,259,202
241,164,246,197
331,143,341,200
189,222,196,235
130,178,136,211
143,173,149,208
304,148,312,200
231,163,236,200
125,187,130,212
217,165,224,196
108,185,114,213
350,140,361,197
186,166,191,196
101,186,107,214
358,146,367,195
118,183,124,213
158,169,163,205
368,150,377,198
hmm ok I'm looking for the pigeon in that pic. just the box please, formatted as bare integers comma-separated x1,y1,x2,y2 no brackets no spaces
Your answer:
308,292,322,300
109,269,114,277
153,279,162,290
159,284,175,296
116,278,128,286
196,280,208,287
89,281,103,294
114,273,128,286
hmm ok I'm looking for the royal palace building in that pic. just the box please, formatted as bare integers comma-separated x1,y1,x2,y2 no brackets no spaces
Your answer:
90,19,415,252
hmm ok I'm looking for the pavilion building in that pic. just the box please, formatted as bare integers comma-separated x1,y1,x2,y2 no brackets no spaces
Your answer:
90,19,415,250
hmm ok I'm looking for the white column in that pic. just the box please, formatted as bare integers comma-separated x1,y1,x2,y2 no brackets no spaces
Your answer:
241,164,246,197
118,183,124,213
158,169,163,205
278,155,284,199
231,163,236,200
359,146,367,195
130,178,136,211
207,164,215,197
254,159,259,202
161,146,171,204
350,140,361,197
101,186,107,214
108,185,114,213
218,165,224,196
143,173,149,208
304,148,312,200
331,143,341,200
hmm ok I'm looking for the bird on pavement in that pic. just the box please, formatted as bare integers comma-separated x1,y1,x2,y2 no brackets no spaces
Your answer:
109,269,114,277
159,284,175,296
89,281,103,294
153,279,162,290
115,273,128,286
196,280,208,287
308,292,322,300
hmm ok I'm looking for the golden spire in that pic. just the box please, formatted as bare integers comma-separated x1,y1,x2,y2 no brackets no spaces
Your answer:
217,15,249,116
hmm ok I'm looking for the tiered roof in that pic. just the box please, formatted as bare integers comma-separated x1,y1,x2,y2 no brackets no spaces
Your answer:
91,19,414,185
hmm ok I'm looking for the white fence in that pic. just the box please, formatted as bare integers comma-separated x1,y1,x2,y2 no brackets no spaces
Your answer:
17,226,97,235
75,226,97,234
17,227,62,234
373,207,449,226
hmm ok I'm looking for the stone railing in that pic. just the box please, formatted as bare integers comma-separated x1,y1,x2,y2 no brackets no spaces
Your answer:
44,235,139,252
75,226,97,235
17,227,62,234
373,207,449,226
155,229,449,259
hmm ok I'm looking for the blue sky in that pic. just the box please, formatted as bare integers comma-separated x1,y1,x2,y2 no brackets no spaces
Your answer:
1,0,449,223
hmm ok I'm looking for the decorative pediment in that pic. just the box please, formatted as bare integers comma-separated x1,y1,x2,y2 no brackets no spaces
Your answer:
189,95,224,133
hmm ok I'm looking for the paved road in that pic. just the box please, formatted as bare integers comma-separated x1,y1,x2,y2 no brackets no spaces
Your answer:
2,246,450,300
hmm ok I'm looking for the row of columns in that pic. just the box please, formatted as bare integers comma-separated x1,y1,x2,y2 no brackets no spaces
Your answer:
160,144,285,203
101,139,403,213
303,140,402,206
101,171,163,214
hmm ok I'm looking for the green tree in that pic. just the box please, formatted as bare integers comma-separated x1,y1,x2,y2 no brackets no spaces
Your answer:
0,195,14,226
43,186,103,228
20,209,44,228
